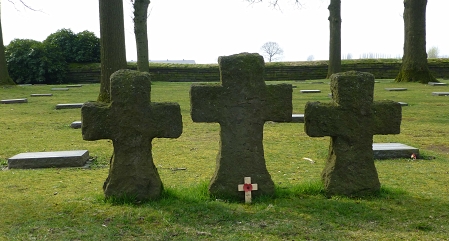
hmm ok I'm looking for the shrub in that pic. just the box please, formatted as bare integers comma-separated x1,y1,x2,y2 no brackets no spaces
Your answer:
43,28,77,63
43,29,100,63
6,39,68,84
73,30,100,63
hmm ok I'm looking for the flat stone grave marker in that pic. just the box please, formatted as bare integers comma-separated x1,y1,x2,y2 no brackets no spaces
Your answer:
398,102,408,106
8,150,89,169
19,84,32,86
51,88,69,91
31,93,53,97
1,98,28,104
300,89,321,93
56,103,84,109
304,71,402,197
67,84,82,87
291,114,305,123
428,82,448,86
190,53,292,200
71,121,82,129
82,69,182,201
373,143,419,159
432,92,449,96
385,88,407,91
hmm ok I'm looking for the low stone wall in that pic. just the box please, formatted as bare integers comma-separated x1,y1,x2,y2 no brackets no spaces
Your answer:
66,59,449,83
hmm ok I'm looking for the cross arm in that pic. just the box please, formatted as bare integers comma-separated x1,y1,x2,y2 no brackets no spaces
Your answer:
150,102,183,138
190,84,223,123
372,100,402,134
81,102,113,141
304,102,341,137
263,84,293,122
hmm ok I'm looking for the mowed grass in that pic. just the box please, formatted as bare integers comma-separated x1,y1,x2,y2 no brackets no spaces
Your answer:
0,79,448,240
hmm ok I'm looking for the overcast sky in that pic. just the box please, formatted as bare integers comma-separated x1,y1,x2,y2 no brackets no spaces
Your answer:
2,0,449,64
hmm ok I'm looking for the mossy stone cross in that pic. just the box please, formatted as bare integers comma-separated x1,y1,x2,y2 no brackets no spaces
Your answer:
81,69,182,201
304,71,402,197
190,53,292,200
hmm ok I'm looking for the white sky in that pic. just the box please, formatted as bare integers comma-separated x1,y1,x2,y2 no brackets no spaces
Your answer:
2,0,449,64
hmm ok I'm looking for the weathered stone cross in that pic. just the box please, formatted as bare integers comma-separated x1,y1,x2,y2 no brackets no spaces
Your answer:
81,69,182,201
304,71,402,197
190,53,292,200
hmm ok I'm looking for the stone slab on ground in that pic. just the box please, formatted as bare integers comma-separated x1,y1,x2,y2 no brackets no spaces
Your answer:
51,88,69,91
71,121,82,129
67,84,82,87
8,150,89,169
432,92,449,96
373,143,419,159
291,114,304,123
398,102,408,106
385,88,407,91
31,94,53,97
300,89,321,93
1,98,28,104
428,82,448,86
56,103,84,109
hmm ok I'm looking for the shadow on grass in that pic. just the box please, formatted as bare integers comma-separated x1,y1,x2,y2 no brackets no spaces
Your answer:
97,180,449,239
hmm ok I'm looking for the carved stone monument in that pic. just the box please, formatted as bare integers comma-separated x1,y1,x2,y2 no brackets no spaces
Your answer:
81,69,182,201
190,53,292,199
304,71,402,196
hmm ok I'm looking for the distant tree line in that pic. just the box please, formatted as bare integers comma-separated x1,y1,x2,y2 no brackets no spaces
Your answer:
5,29,100,84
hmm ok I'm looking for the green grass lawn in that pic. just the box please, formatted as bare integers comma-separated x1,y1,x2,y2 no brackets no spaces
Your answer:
0,79,448,240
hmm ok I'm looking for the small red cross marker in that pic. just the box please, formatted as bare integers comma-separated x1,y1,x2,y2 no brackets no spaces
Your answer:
238,177,258,203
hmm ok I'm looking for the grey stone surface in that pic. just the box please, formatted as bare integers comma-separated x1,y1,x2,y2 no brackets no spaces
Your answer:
291,114,304,123
398,102,408,106
8,150,89,169
82,69,182,201
71,121,82,129
432,92,449,96
51,88,69,91
304,71,402,197
428,82,448,86
56,103,84,109
385,88,407,91
190,53,292,200
67,84,82,87
373,143,419,159
300,89,321,93
1,98,28,104
31,94,53,97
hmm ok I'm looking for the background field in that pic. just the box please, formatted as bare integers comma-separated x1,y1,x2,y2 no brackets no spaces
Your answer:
0,79,448,240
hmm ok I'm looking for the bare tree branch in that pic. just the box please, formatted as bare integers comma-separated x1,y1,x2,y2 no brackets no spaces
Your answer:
7,0,40,12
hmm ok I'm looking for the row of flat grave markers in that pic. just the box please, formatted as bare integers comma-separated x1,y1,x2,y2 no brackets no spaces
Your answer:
6,84,89,171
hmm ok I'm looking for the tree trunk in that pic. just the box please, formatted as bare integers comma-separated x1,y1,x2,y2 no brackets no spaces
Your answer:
98,0,127,102
133,0,150,73
0,6,15,85
326,0,341,78
395,0,436,83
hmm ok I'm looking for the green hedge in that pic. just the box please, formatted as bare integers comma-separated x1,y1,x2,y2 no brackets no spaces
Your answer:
66,59,449,83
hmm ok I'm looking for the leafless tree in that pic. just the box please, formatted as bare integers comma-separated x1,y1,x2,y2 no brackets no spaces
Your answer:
260,42,284,62
427,46,439,59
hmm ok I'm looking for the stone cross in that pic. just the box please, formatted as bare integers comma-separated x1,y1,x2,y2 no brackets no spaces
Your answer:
81,69,182,201
304,71,402,197
238,177,258,203
190,53,292,200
